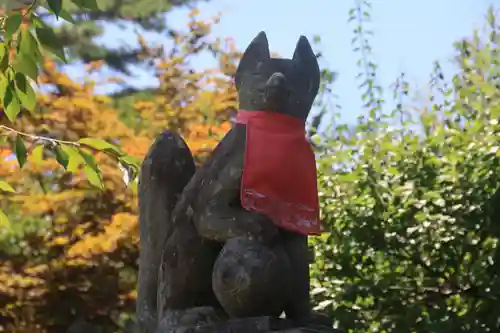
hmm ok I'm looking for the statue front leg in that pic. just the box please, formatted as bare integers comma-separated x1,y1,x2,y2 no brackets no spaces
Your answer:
282,230,333,328
282,231,311,324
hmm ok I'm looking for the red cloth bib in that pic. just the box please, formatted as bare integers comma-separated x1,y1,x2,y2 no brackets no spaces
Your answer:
235,110,322,236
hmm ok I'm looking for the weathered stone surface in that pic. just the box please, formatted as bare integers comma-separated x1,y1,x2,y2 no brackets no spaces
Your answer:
156,307,226,333
155,316,284,333
212,237,293,318
136,131,198,331
137,30,326,333
155,316,341,333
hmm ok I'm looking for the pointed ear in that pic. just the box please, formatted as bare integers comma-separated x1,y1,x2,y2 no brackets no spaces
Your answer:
235,31,270,88
293,36,320,98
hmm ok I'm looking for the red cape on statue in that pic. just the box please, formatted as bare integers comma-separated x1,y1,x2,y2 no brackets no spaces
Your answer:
235,110,322,236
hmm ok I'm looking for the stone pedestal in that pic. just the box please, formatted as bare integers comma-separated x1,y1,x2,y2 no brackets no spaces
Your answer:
155,314,342,333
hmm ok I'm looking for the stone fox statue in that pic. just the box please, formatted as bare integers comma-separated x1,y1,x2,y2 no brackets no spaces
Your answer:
136,31,322,331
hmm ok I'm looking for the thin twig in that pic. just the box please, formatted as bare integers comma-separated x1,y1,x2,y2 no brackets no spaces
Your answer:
0,124,140,172
0,124,84,147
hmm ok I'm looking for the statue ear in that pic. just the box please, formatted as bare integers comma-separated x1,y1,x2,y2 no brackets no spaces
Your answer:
235,31,270,89
293,36,320,99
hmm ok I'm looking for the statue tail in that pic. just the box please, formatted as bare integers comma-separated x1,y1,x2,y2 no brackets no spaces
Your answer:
136,130,195,332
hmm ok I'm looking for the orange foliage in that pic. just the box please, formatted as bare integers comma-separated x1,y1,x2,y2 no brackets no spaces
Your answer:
0,10,240,332
133,13,240,159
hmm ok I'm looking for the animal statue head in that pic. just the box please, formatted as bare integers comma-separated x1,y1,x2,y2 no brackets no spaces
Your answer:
234,31,321,121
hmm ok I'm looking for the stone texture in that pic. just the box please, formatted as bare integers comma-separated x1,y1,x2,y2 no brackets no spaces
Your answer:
137,30,328,333
155,316,341,333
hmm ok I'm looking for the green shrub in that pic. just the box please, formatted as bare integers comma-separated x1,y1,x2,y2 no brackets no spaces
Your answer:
312,6,500,333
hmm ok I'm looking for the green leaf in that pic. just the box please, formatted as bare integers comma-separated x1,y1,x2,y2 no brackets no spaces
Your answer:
19,33,44,66
0,74,8,100
4,13,23,41
47,0,62,17
119,154,142,168
0,45,9,72
3,84,21,122
83,164,103,189
0,209,9,229
19,29,40,56
14,72,36,112
78,148,103,188
118,155,140,185
118,161,137,185
128,178,138,193
61,145,85,173
35,27,66,62
56,8,75,24
78,138,124,155
54,144,69,169
0,180,15,193
13,54,38,81
79,149,98,170
41,1,75,23
31,144,44,165
14,135,27,168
